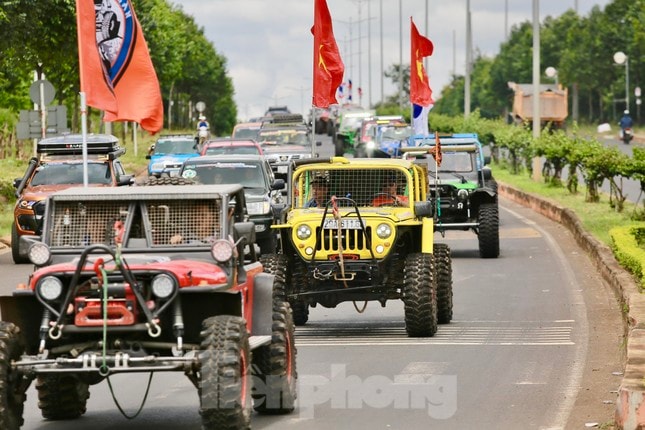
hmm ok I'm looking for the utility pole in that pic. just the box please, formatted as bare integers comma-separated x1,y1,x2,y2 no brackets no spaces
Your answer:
532,0,542,181
398,0,403,109
464,0,472,117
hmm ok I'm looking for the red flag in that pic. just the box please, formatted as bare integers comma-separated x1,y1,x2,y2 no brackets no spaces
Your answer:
431,132,442,166
76,0,164,133
311,0,345,108
410,18,434,107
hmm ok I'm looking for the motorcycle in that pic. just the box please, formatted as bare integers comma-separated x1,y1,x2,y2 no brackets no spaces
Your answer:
621,127,633,145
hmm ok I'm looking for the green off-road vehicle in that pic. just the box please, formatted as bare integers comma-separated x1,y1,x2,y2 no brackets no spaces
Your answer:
263,157,453,337
402,133,499,258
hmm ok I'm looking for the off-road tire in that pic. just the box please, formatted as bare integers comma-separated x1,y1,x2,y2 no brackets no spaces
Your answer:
260,254,288,299
261,255,309,325
334,137,345,156
11,224,28,264
252,275,297,414
199,315,251,430
143,176,195,186
433,243,453,324
0,322,26,430
403,253,438,337
478,202,500,258
290,260,310,326
36,375,89,420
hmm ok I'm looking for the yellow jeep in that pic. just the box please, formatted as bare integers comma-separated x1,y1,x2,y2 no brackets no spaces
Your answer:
262,157,453,337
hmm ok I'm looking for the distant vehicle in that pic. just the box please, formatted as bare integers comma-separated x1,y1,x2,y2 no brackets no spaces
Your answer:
11,134,132,264
264,106,291,117
256,114,319,182
356,115,413,158
180,154,285,255
200,138,264,156
232,121,262,140
333,107,375,156
509,82,568,129
146,134,200,177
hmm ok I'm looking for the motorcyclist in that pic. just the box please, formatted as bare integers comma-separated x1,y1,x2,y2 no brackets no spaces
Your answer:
197,115,210,145
619,110,634,142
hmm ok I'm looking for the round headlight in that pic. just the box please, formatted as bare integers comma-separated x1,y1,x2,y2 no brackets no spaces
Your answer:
151,274,175,299
211,240,234,263
38,276,63,301
366,141,376,149
376,223,392,239
28,242,51,266
457,189,469,200
296,224,312,240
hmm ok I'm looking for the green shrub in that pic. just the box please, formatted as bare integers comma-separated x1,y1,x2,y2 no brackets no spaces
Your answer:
610,225,645,289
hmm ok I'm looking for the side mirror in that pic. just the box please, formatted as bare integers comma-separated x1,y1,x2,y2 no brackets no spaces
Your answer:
271,178,286,191
118,175,134,186
233,221,256,245
145,154,151,160
482,167,493,180
483,155,491,165
414,201,434,218
13,178,22,189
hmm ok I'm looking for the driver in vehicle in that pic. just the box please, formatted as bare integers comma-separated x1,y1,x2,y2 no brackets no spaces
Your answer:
371,174,409,207
305,175,330,208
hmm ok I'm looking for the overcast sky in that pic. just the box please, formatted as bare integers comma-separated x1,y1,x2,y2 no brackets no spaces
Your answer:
170,0,611,121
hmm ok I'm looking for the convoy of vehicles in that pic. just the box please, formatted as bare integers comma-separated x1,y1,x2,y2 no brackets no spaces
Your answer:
11,134,133,264
355,115,413,158
3,184,297,429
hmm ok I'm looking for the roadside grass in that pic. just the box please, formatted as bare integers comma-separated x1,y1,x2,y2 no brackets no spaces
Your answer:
493,165,644,246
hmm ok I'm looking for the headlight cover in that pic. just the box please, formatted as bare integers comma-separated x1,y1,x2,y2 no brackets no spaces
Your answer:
296,224,312,240
28,242,51,266
211,239,234,263
376,223,392,239
247,201,270,215
38,276,63,301
151,273,176,299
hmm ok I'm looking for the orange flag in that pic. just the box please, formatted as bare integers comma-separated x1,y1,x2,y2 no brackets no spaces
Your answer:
311,0,345,108
410,18,434,107
76,0,164,134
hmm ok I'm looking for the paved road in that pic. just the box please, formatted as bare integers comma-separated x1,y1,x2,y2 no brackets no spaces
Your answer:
0,136,623,429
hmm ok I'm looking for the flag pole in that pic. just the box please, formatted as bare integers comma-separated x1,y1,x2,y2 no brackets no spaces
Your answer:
311,105,317,158
80,92,89,187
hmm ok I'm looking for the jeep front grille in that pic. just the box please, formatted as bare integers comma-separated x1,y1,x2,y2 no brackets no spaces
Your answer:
315,227,372,252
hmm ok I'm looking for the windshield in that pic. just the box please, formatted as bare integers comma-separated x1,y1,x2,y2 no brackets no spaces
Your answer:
232,128,260,139
295,168,411,209
257,129,309,146
439,152,474,173
379,125,413,141
153,139,197,155
31,162,112,186
182,162,267,189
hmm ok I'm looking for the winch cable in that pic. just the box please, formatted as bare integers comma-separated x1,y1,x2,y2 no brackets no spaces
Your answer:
95,243,154,419
331,197,367,314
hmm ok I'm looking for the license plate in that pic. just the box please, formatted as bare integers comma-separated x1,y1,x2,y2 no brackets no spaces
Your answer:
277,165,289,174
323,219,364,229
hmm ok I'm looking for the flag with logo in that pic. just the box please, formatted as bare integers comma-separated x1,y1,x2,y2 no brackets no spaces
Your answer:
311,0,345,108
76,0,164,133
410,17,434,136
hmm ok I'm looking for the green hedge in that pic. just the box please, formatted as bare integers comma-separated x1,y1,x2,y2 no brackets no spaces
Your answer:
610,226,645,290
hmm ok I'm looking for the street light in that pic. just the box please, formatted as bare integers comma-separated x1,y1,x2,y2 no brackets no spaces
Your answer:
545,66,558,86
613,51,630,111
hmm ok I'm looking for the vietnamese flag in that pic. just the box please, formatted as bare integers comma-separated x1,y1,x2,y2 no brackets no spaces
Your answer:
311,0,345,108
76,0,163,134
410,18,434,107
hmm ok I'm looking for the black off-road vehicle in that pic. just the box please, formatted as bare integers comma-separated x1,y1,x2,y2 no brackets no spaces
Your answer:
0,184,296,429
263,157,453,338
403,133,499,258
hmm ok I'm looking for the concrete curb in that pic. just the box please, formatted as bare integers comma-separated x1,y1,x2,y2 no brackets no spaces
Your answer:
498,182,642,430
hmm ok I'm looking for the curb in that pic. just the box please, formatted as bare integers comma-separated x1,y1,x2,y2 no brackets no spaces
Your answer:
498,182,642,430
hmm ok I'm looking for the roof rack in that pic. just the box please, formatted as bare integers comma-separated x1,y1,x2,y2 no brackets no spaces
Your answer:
37,134,123,157
268,114,304,124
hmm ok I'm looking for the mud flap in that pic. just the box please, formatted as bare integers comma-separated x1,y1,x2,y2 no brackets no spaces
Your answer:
251,273,274,336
